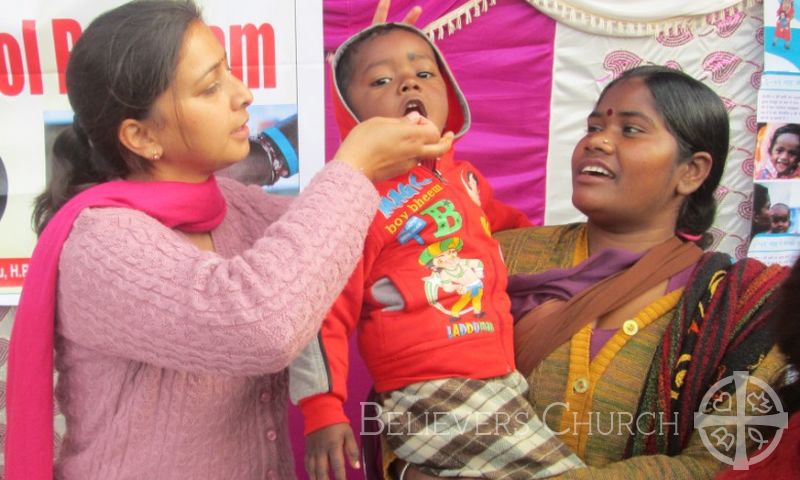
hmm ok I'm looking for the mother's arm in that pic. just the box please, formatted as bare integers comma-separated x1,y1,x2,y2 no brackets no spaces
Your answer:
548,435,723,479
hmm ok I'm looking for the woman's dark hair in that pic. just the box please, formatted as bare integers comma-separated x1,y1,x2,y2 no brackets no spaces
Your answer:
768,123,800,178
32,0,202,234
598,65,730,248
773,258,800,414
754,183,770,213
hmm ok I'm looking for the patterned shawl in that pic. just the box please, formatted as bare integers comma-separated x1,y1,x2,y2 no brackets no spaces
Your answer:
495,224,788,458
627,252,788,456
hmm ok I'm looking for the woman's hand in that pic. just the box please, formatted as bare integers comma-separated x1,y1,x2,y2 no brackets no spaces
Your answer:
336,112,453,182
372,0,422,25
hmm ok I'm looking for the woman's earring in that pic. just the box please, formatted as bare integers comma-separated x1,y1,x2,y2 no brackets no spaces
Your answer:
152,150,161,160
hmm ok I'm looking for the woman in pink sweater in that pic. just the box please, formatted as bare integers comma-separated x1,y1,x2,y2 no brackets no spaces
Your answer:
4,1,452,479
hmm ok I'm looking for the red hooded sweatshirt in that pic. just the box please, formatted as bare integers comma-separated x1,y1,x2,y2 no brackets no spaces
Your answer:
289,23,531,434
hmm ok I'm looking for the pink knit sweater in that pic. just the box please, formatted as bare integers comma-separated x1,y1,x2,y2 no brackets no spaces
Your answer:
52,161,377,479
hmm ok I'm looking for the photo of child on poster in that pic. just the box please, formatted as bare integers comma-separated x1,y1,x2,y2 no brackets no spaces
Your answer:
766,0,800,72
754,122,800,179
748,180,800,265
757,3,800,266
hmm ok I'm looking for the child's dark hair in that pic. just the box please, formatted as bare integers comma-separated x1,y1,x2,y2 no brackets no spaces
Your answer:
599,66,729,249
334,23,404,107
32,0,201,235
773,258,800,414
769,123,800,178
772,202,791,212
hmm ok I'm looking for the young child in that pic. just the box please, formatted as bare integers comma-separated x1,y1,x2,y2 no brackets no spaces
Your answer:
289,23,583,480
757,124,800,179
770,203,792,233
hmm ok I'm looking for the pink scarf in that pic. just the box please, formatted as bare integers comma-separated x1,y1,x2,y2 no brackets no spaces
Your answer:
5,176,226,480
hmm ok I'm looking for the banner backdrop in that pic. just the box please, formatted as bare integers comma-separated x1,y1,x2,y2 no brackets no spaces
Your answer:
0,0,325,304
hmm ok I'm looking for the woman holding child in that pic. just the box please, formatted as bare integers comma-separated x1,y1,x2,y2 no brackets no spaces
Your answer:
401,67,789,479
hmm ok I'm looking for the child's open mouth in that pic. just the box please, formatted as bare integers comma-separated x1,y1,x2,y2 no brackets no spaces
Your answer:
404,99,428,118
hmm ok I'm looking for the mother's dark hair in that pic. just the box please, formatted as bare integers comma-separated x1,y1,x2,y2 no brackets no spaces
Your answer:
599,65,729,248
32,0,202,234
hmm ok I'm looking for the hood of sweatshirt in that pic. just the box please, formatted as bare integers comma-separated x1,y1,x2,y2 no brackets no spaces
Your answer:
331,23,470,142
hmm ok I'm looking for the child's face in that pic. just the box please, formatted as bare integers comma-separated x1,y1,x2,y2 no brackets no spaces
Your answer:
344,29,449,133
771,207,791,233
771,132,800,175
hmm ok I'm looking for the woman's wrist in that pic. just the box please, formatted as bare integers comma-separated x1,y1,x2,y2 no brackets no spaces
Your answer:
335,157,370,179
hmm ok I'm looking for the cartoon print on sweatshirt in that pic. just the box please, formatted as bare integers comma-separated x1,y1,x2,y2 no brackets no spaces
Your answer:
419,237,486,321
